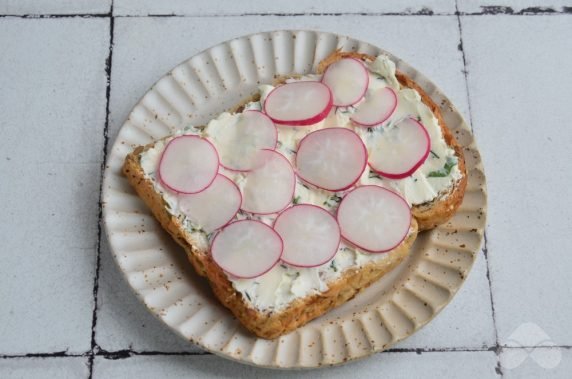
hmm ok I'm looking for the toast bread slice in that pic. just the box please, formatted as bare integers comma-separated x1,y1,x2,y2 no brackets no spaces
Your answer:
121,51,465,339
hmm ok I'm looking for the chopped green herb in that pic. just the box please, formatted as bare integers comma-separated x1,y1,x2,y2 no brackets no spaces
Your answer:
417,116,422,122
427,157,457,178
323,195,343,207
430,150,440,159
329,260,338,272
367,127,374,133
374,73,385,80
292,195,301,204
276,140,283,148
244,292,252,301
368,171,383,180
288,148,297,155
280,264,287,269
301,183,310,190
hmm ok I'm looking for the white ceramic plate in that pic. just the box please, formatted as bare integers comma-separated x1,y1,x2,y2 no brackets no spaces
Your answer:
102,30,487,368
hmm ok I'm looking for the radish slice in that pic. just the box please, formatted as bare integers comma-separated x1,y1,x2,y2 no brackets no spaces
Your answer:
207,110,277,172
368,117,431,179
178,174,241,233
296,128,367,191
158,135,219,194
351,87,397,127
337,186,411,253
211,220,283,279
273,205,341,268
263,81,333,126
322,58,369,106
241,149,296,214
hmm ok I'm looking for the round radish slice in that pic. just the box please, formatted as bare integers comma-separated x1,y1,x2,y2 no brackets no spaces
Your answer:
296,128,367,191
158,135,219,194
178,174,241,233
351,87,397,127
274,205,341,268
211,220,283,279
322,58,369,106
241,149,296,214
263,81,333,126
207,110,277,171
337,186,411,253
368,117,431,179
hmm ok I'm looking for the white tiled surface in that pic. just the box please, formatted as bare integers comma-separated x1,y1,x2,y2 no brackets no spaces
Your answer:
462,15,572,347
0,0,111,15
458,0,572,13
1,1,572,378
0,358,89,379
0,18,109,354
113,0,455,16
93,352,499,378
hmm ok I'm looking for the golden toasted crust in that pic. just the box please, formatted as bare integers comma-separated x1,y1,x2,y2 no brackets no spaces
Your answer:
318,51,467,230
123,147,418,339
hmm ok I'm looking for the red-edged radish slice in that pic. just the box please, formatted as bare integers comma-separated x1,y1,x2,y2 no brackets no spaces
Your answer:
158,135,219,194
322,58,369,106
368,117,431,179
351,87,397,127
337,186,411,253
296,128,367,191
211,220,283,279
263,81,333,126
241,149,296,214
207,110,277,172
178,174,241,233
273,205,341,268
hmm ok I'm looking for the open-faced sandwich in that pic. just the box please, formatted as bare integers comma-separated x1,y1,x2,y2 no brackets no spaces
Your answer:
122,51,467,339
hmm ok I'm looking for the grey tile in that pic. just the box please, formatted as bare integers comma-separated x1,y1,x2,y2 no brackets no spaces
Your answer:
0,357,89,379
458,0,571,14
95,236,204,353
94,351,499,378
0,0,111,15
502,347,571,378
395,250,495,349
0,18,109,354
113,0,455,16
462,15,572,345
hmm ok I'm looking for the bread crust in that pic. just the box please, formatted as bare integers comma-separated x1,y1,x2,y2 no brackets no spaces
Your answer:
318,51,467,230
121,50,464,339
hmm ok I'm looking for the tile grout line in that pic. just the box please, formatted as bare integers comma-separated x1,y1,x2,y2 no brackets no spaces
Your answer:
455,1,501,376
3,345,571,360
87,2,114,377
1,7,572,18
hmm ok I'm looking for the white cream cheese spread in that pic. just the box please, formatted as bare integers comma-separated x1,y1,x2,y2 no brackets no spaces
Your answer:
139,55,461,312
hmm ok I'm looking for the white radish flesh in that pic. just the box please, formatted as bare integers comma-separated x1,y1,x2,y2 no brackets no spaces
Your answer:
296,128,367,191
207,110,277,171
322,58,369,106
351,87,397,127
337,186,411,253
158,135,219,194
274,205,341,268
178,174,241,233
241,149,296,214
263,81,333,126
368,117,431,179
211,220,283,279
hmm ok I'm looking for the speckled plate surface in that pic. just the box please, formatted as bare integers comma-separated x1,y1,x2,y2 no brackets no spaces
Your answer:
102,30,487,368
